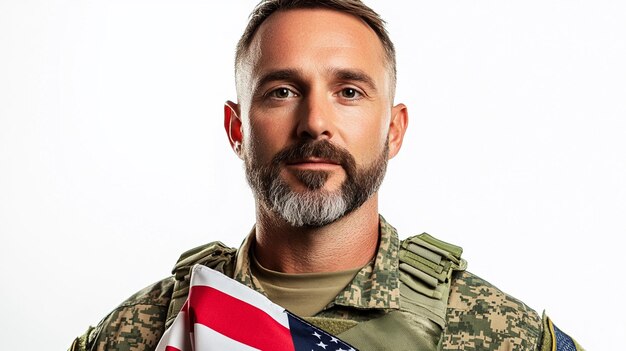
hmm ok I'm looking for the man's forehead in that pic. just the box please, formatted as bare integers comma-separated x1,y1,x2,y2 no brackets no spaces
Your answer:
244,8,386,74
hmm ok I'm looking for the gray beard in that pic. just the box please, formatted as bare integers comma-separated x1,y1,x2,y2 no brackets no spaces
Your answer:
267,180,349,227
245,139,389,227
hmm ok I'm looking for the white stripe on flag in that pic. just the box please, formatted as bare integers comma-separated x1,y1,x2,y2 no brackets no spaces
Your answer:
194,322,261,351
190,265,289,329
155,310,189,351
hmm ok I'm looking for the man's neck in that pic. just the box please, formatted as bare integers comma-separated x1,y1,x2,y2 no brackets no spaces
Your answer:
253,195,380,274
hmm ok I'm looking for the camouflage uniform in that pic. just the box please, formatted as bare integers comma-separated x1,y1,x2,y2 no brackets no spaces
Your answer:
70,216,582,351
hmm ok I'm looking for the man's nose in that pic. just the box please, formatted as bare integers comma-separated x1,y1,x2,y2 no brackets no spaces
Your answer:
296,91,335,140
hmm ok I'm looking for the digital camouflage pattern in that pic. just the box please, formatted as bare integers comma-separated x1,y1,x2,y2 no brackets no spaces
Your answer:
70,278,174,351
443,271,542,350
70,217,581,351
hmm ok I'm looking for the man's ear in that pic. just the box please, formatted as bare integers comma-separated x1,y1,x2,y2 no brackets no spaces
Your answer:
224,101,243,159
387,103,409,160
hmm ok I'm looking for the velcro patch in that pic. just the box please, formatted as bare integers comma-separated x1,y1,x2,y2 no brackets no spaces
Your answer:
548,318,584,351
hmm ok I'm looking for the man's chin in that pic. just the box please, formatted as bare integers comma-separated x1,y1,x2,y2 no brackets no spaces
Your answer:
268,188,349,228
281,211,346,229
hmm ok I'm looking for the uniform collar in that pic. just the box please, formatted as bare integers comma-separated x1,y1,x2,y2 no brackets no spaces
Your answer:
233,227,265,294
232,215,401,311
331,215,400,310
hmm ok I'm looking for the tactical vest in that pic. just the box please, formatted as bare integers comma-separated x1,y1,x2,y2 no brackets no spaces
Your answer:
166,233,466,351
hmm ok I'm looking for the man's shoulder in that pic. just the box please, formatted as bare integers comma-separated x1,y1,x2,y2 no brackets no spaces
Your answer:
398,232,545,350
69,241,238,351
443,270,543,350
70,277,176,351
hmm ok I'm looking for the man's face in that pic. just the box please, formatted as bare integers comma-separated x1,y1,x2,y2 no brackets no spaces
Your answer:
230,9,406,227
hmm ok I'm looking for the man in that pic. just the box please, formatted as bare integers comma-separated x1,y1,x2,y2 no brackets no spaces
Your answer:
70,1,582,350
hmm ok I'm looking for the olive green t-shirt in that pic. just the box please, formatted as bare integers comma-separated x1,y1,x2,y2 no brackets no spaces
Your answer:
250,254,362,317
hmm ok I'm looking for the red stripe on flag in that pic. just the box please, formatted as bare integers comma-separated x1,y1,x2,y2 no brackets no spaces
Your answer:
165,347,181,351
189,285,294,351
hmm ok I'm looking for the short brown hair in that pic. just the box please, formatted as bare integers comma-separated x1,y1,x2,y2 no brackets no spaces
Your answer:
235,0,396,95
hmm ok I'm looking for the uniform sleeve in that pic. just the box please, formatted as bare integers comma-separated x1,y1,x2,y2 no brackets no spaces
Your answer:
538,312,585,351
68,278,175,351
443,271,543,350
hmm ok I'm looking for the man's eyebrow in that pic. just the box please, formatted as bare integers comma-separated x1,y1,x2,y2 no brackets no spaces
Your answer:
254,69,303,93
331,68,378,93
253,68,379,94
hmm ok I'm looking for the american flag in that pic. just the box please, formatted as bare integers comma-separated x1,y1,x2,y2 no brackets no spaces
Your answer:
155,264,357,351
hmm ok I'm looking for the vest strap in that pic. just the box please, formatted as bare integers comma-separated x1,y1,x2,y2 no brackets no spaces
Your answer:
166,241,237,327
398,233,467,329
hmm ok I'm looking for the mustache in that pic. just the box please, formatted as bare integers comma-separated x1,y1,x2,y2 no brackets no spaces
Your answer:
271,140,357,175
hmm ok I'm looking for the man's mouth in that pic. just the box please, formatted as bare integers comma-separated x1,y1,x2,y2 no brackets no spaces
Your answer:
285,158,341,170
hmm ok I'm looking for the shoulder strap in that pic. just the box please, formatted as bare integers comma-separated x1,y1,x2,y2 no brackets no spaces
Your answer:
398,233,466,329
172,241,237,279
165,241,237,326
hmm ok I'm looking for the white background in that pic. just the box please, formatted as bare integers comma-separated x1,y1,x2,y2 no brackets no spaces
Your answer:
1,1,624,349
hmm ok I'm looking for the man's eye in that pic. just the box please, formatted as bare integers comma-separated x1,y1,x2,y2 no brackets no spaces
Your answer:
340,88,361,99
269,88,297,99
